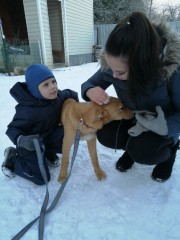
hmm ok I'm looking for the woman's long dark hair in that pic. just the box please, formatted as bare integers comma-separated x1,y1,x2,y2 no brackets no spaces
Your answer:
105,12,162,98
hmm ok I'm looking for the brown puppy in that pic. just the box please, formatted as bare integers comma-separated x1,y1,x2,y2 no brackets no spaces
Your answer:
58,97,133,182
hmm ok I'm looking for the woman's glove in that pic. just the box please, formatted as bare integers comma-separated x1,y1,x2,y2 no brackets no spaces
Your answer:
128,106,168,137
17,134,40,151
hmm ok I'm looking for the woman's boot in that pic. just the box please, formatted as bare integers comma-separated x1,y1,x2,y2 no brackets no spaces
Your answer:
151,141,179,182
116,151,134,172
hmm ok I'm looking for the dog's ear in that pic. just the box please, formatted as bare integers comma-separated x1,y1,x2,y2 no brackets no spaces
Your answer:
97,112,103,120
97,109,110,124
81,108,104,129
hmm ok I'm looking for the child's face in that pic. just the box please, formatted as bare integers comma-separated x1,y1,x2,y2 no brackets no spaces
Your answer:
38,78,58,99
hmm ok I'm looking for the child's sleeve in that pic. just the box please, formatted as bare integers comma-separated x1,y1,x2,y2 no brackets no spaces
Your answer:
6,106,33,145
60,89,79,102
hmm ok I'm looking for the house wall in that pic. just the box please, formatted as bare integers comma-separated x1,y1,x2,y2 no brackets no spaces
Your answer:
23,0,53,67
48,0,63,51
1,0,94,70
48,0,64,63
63,0,94,66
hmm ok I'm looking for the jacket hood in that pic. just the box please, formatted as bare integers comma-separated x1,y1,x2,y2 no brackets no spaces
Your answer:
25,64,55,99
10,82,47,106
99,21,180,79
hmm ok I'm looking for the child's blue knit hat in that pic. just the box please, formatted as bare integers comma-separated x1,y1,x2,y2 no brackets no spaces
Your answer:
25,64,55,99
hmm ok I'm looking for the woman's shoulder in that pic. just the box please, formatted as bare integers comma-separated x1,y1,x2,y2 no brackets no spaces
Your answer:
154,21,180,78
170,66,180,83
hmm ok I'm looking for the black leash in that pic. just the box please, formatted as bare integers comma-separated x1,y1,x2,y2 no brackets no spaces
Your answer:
12,128,81,240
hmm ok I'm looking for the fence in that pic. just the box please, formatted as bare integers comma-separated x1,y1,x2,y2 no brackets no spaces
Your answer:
94,24,116,47
94,20,180,47
0,22,42,75
93,24,115,61
93,21,180,61
0,40,42,75
168,21,180,35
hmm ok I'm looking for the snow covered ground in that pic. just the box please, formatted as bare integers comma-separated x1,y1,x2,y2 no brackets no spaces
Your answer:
0,62,179,240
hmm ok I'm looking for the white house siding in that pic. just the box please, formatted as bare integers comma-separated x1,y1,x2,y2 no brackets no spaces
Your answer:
64,0,94,66
23,0,53,67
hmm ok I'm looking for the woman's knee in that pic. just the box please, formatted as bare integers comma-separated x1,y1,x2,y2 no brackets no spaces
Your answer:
97,121,121,148
97,120,134,149
126,132,173,165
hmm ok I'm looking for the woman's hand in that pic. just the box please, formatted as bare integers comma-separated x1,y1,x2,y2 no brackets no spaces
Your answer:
128,106,168,136
86,87,110,105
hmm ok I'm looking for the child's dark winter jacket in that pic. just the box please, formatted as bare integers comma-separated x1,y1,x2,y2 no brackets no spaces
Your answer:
6,82,78,144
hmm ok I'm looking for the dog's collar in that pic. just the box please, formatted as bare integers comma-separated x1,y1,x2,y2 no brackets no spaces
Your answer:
79,117,94,129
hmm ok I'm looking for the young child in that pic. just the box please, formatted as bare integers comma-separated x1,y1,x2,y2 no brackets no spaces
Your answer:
2,64,79,185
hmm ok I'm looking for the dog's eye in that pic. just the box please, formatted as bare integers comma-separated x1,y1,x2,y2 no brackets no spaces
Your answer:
119,105,124,110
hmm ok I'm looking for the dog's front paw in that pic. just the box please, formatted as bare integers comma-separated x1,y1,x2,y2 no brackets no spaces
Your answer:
96,169,106,180
57,173,67,183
